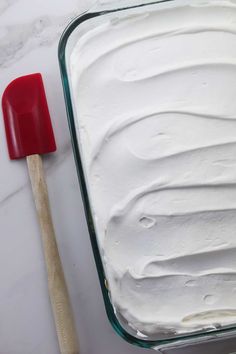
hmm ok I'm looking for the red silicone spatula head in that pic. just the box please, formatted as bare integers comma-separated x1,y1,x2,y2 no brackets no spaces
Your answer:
2,73,56,159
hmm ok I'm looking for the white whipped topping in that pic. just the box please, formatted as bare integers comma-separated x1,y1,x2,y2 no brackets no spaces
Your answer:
70,0,236,338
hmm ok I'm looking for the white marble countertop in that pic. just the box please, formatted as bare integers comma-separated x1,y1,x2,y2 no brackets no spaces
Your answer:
1,1,236,354
0,1,149,353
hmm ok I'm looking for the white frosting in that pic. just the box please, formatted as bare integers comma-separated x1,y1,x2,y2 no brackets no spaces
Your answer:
70,0,236,338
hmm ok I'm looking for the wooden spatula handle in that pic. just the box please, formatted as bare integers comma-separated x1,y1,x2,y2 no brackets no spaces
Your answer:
27,154,79,354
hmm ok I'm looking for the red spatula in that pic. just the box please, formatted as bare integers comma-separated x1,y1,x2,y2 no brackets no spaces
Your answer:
2,73,79,354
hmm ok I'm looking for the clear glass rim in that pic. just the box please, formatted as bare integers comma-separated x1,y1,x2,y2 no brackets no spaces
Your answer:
58,1,236,349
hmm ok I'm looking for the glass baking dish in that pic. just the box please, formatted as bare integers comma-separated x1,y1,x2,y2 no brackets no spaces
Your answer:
58,0,236,351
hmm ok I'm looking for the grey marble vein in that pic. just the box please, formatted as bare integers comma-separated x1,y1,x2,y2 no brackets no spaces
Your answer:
0,142,73,206
0,12,76,68
0,0,18,15
0,185,24,206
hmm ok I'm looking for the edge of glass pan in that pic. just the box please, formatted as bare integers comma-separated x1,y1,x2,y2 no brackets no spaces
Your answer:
58,1,236,349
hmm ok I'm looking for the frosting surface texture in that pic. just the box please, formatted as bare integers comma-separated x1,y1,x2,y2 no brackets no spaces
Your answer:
70,0,236,337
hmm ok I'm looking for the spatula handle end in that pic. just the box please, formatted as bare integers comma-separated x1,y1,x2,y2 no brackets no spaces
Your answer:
27,154,79,354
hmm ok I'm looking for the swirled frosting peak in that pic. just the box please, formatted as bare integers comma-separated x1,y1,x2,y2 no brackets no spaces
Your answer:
70,0,236,338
